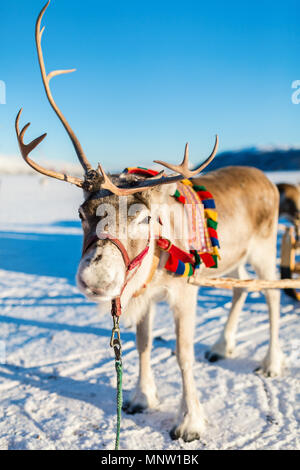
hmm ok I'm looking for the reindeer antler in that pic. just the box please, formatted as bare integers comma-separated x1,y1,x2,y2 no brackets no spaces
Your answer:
36,1,92,174
98,165,184,196
15,109,84,187
154,135,219,178
15,1,91,187
96,136,219,195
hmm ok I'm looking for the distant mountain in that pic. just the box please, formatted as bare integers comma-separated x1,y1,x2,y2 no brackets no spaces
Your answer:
207,147,300,172
1,146,300,176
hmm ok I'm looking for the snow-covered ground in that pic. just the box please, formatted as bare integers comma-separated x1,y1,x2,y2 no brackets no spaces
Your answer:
0,173,299,450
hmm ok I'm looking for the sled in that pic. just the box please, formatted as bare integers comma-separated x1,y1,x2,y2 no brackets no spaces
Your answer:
280,222,300,301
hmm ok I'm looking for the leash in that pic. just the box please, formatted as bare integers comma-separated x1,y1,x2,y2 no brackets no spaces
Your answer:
111,298,123,451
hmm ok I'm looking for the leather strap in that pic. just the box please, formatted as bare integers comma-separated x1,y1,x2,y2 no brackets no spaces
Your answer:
83,233,131,268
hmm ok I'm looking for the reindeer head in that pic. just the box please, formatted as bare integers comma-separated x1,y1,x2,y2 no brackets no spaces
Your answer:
16,1,218,306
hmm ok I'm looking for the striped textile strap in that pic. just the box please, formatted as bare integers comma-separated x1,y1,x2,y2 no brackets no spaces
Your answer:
172,182,220,270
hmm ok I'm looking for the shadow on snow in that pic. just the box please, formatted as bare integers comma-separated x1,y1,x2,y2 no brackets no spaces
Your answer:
0,228,82,283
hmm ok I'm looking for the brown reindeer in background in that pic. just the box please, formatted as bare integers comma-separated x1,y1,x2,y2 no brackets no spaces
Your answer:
277,183,300,222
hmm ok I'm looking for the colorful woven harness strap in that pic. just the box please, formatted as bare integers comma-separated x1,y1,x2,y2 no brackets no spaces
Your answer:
173,181,220,271
124,167,160,177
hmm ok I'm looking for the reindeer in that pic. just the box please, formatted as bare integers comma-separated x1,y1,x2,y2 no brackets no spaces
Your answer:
277,183,300,222
15,1,284,442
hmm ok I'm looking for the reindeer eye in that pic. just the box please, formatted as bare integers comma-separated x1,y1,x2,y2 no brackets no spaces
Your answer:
140,216,151,224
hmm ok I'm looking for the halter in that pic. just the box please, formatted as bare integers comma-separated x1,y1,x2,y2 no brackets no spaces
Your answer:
82,232,151,316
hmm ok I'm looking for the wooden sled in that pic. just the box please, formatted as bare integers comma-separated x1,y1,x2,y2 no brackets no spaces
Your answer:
280,222,300,301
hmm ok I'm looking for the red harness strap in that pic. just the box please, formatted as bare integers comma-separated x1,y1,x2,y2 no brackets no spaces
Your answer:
157,238,195,264
83,234,131,267
111,297,122,317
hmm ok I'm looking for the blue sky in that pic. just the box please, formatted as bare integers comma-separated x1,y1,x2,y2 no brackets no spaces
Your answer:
0,0,299,171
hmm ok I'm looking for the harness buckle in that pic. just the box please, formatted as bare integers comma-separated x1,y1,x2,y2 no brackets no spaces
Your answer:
110,325,121,348
110,315,122,361
112,338,122,362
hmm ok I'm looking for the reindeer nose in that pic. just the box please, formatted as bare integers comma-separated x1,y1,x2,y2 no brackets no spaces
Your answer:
79,253,118,290
77,238,127,299
77,275,107,297
78,266,114,293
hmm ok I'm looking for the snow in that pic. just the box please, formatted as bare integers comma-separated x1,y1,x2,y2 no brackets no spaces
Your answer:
266,171,300,185
0,173,299,450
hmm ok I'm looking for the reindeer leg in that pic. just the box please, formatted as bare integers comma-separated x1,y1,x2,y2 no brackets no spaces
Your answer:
170,284,205,442
205,265,248,362
251,260,284,377
123,302,159,414
258,287,284,377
